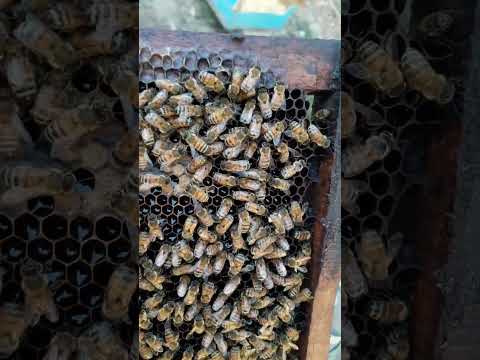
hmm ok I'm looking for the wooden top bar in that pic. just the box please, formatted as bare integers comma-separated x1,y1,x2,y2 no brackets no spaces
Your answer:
140,29,340,93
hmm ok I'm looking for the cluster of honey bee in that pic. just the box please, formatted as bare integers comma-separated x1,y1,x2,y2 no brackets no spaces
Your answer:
341,7,457,359
139,62,331,359
0,1,138,358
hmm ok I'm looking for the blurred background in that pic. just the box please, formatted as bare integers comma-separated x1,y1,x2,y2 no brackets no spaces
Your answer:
140,0,341,39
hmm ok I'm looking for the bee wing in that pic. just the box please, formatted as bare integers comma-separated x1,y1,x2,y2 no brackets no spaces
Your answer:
383,30,403,62
344,62,372,81
387,232,404,259
46,295,59,323
288,147,303,159
354,102,384,129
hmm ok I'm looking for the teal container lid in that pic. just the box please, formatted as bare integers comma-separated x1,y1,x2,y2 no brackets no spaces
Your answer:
207,0,298,31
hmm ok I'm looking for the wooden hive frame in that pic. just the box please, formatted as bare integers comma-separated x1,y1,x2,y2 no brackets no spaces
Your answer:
140,29,341,360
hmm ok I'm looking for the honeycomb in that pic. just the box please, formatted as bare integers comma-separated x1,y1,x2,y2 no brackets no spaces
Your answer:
0,2,138,359
342,0,462,358
138,45,337,358
0,201,134,359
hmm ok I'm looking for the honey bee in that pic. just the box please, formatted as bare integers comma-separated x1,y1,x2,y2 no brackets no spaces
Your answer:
140,309,153,330
206,104,234,125
212,251,228,275
240,99,256,124
417,10,460,38
206,123,228,144
401,48,455,104
345,40,405,97
42,105,102,144
182,131,209,154
144,292,164,311
155,244,171,267
220,160,251,173
368,299,409,323
148,89,169,110
249,112,263,139
281,160,306,179
257,143,272,170
195,205,214,227
294,229,311,241
342,244,368,299
357,230,403,281
228,67,244,100
342,132,394,177
230,226,246,252
199,71,225,93
163,320,179,351
14,15,77,69
181,346,195,360
187,153,208,173
175,276,191,299
139,337,154,359
251,235,277,257
139,88,156,108
237,209,251,234
139,172,174,194
5,52,37,99
158,104,179,118
308,124,330,148
198,281,216,305
206,242,224,257
154,79,184,95
215,215,234,236
139,232,153,256
205,141,225,157
142,111,173,135
176,240,195,262
215,197,234,220
265,121,287,146
182,215,198,240
20,261,58,326
197,227,218,244
177,104,204,119
342,179,369,214
244,202,267,216
0,303,27,358
192,162,212,184
286,121,310,145
173,301,186,327
241,66,261,93
184,77,207,103
156,301,175,322
242,141,258,160
221,127,248,148
144,268,167,290
43,331,78,360
140,125,155,147
220,275,241,297
286,253,310,273
186,182,209,203
289,201,306,225
271,83,286,111
168,93,194,107
257,89,272,119
77,322,128,360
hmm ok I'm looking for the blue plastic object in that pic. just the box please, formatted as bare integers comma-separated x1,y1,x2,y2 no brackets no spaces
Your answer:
207,0,298,31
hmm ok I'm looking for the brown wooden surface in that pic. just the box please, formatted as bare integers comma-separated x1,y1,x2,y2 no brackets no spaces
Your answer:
411,119,462,359
140,30,340,360
140,29,340,92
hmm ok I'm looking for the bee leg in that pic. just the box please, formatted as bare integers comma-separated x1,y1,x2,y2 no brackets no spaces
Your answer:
46,297,59,323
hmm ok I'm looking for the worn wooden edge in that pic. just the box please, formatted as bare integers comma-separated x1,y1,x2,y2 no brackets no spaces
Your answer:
301,106,341,360
139,29,340,92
